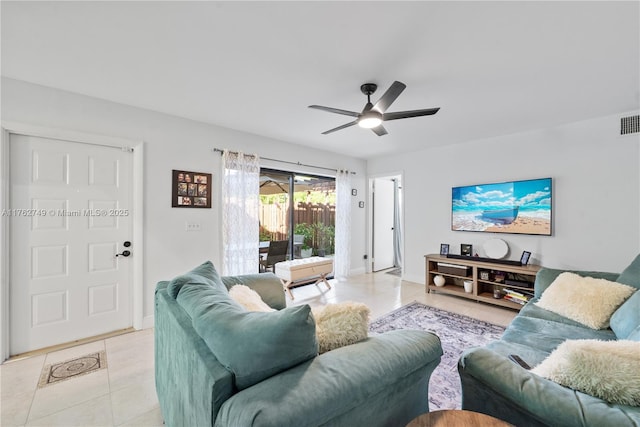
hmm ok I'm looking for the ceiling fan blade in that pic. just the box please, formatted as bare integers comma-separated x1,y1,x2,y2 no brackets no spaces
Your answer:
383,107,440,121
371,125,388,136
321,120,358,135
362,102,374,113
308,105,359,117
372,81,406,113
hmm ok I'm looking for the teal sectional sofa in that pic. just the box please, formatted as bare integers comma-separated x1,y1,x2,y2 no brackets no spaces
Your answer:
458,255,640,427
155,262,443,427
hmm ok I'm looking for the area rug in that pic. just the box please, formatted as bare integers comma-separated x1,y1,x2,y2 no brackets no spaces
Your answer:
369,301,505,410
38,351,107,388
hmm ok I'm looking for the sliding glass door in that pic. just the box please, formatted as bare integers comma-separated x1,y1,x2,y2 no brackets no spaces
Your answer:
259,168,335,260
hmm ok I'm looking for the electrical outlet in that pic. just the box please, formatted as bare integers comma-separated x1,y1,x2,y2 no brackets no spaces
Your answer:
185,222,201,231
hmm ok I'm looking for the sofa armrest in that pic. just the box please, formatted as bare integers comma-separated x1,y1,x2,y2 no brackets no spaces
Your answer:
458,347,638,427
221,272,286,309
534,268,620,298
155,282,234,427
215,330,443,427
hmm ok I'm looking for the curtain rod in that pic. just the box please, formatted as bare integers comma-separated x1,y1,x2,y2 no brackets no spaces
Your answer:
212,148,356,175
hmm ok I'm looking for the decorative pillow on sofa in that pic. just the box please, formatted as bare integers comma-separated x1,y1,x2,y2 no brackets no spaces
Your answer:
531,339,640,406
167,260,223,298
229,285,275,312
628,326,640,341
610,291,640,340
312,302,370,354
229,287,370,354
610,254,640,340
176,281,317,390
535,272,636,329
617,254,640,289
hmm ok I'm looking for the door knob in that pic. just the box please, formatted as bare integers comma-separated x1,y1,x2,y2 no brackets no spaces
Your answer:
116,250,131,257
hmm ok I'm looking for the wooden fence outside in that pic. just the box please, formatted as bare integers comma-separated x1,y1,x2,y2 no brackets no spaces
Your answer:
260,202,335,243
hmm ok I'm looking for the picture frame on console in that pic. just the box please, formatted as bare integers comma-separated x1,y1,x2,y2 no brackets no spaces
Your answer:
461,244,473,256
440,244,450,256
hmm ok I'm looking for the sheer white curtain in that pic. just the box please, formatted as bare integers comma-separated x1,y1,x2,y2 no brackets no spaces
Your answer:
222,150,260,276
334,170,352,278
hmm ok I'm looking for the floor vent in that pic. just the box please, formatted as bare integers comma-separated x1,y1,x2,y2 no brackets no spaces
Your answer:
621,115,640,135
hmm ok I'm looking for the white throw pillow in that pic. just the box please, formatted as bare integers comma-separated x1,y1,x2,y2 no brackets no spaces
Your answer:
532,339,640,406
535,272,636,329
228,285,275,312
312,302,370,354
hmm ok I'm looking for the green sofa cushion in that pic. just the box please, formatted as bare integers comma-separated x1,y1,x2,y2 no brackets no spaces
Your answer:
167,260,223,298
610,290,640,339
617,254,640,289
176,281,318,390
490,299,617,367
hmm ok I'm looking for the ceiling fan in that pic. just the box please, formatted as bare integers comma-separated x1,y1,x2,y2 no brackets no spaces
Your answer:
308,81,439,136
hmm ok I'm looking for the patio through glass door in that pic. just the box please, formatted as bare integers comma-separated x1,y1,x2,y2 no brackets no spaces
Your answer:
259,168,335,261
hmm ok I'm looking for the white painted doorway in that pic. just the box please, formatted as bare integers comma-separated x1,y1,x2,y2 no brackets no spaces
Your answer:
9,133,134,355
372,177,396,272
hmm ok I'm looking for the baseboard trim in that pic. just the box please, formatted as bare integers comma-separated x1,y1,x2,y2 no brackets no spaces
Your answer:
402,274,422,285
350,267,366,276
6,327,135,363
142,315,154,329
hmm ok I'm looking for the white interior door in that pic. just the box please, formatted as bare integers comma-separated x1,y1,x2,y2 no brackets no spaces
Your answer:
372,178,395,272
10,134,133,355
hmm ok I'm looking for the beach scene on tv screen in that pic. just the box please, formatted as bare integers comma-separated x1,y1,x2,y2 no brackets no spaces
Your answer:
452,178,551,235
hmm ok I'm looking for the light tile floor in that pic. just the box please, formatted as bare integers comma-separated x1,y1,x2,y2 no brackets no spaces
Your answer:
0,271,516,426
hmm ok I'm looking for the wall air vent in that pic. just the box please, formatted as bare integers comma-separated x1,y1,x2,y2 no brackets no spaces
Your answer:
621,115,640,135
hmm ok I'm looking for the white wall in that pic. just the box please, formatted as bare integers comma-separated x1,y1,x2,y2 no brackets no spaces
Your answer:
368,113,640,284
4,77,638,324
1,78,367,324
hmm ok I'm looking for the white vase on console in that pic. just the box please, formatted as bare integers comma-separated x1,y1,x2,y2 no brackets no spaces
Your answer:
463,280,473,293
434,275,446,287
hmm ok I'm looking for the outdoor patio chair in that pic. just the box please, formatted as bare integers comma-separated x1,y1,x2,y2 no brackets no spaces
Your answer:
293,234,304,258
259,240,289,272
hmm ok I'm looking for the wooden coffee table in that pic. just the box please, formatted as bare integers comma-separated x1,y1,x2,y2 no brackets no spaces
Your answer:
406,410,513,427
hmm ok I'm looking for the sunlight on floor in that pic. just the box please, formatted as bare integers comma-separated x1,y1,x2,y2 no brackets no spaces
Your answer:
288,271,517,327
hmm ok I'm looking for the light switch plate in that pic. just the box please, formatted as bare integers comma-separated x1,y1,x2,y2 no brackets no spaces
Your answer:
186,222,201,231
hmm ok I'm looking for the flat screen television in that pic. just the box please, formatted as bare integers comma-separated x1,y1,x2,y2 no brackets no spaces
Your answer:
452,177,552,236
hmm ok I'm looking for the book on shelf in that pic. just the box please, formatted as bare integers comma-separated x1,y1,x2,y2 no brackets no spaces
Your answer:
504,295,527,305
503,290,531,303
504,288,534,298
504,289,526,297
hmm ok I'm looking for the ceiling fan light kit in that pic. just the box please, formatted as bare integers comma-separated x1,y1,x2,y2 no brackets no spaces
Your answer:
309,81,440,136
358,111,382,128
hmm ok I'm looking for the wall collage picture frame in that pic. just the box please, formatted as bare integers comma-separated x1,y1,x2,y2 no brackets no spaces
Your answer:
172,169,212,208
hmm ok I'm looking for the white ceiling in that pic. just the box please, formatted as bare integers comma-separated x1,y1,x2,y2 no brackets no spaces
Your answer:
2,1,639,159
